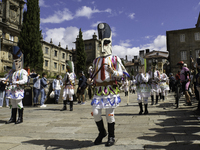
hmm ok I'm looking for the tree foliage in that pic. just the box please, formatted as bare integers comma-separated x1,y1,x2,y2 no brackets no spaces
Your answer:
76,28,86,74
18,0,43,71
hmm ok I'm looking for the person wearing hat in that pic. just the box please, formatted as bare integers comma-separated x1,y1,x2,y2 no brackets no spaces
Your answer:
61,61,76,111
52,75,63,104
135,65,151,115
77,70,87,105
177,61,191,106
148,63,161,105
2,46,28,124
87,23,128,147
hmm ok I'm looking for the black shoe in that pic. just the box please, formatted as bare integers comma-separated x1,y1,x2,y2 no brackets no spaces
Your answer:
60,101,67,111
105,137,115,146
6,108,17,124
144,104,148,115
94,120,107,145
105,123,115,146
70,101,73,111
139,103,143,115
15,108,23,124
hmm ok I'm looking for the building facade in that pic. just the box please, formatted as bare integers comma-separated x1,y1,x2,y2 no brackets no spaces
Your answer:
41,39,74,76
0,0,25,72
166,13,200,74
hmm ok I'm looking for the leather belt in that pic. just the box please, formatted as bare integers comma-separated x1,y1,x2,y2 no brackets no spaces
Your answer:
95,81,116,86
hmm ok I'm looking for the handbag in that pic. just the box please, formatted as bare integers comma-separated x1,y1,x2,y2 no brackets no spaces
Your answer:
50,91,55,98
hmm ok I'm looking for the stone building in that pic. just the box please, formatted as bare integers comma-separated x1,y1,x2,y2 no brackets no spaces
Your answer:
41,38,74,76
74,33,100,74
0,0,25,72
166,13,200,74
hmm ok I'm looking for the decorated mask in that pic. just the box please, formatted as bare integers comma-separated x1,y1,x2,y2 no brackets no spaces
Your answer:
66,60,74,73
12,46,23,71
97,23,112,57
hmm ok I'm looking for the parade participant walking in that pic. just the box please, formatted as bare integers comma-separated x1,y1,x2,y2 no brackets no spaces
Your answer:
33,73,40,106
148,64,161,105
122,76,129,96
77,71,87,105
60,61,76,111
40,73,49,108
52,75,63,104
87,23,128,147
177,61,191,106
2,46,28,124
135,65,151,115
159,69,170,101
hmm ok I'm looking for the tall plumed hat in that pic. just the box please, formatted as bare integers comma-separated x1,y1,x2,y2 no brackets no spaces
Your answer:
66,60,74,73
12,46,23,59
97,23,112,45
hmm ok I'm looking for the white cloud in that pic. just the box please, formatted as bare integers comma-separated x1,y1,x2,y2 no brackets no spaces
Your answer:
41,8,73,23
75,6,111,19
41,6,112,24
91,21,103,28
161,22,164,26
39,0,48,7
128,13,135,19
194,2,200,10
113,35,166,60
119,40,132,47
43,27,98,49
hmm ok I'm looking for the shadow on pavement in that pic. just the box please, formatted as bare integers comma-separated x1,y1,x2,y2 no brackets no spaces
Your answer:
137,94,200,149
22,139,94,149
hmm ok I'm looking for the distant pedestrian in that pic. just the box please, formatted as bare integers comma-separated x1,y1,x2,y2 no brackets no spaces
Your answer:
40,73,49,108
61,61,76,111
33,73,41,106
52,75,63,104
77,71,87,105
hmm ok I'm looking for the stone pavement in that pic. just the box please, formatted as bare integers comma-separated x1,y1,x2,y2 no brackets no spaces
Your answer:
0,92,200,150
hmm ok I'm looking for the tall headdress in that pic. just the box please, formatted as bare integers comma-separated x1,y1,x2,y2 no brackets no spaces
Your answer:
66,60,74,73
97,23,112,56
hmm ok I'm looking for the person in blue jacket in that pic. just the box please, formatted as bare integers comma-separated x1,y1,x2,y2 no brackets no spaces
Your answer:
40,73,49,107
33,74,41,106
77,71,87,104
52,75,63,104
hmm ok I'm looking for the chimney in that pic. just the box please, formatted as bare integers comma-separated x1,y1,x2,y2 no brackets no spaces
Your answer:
139,50,144,58
93,32,97,39
145,49,150,54
58,42,61,47
132,59,134,63
134,56,138,60
66,45,68,50
50,38,53,43
125,55,127,61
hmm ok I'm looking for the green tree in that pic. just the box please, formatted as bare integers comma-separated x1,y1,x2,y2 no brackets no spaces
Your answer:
76,28,86,74
18,0,43,71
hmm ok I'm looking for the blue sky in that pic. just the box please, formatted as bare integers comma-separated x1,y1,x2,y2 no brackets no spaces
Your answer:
35,0,200,60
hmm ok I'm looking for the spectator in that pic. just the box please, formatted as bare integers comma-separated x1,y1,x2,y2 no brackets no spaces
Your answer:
52,75,63,104
0,80,7,107
40,73,49,108
169,73,176,92
33,74,41,107
77,71,87,105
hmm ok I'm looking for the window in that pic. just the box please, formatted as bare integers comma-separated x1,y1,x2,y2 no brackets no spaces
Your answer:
62,53,65,59
89,43,92,49
85,44,88,50
69,55,72,61
54,50,57,57
54,62,57,69
196,50,200,58
180,34,185,42
9,35,14,41
62,64,65,70
181,51,187,60
45,47,49,54
45,60,48,67
195,32,200,41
